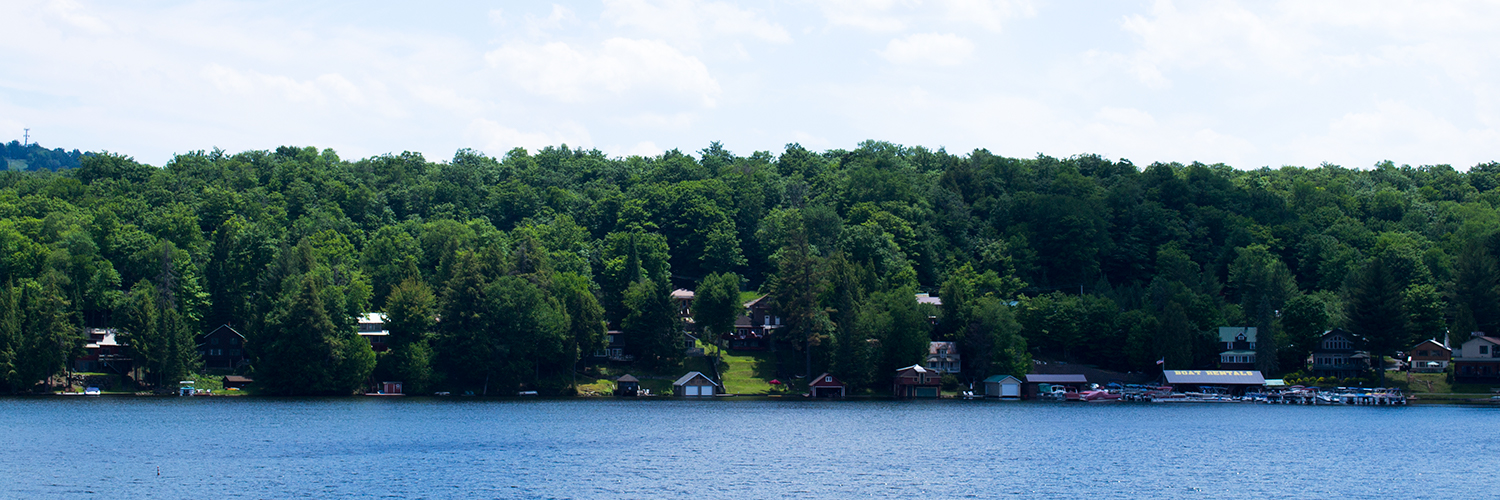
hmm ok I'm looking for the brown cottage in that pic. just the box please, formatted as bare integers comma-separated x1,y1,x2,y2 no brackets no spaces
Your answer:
1406,339,1451,373
199,324,247,370
892,364,941,398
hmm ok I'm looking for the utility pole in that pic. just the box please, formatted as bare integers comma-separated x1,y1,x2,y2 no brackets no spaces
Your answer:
23,128,29,147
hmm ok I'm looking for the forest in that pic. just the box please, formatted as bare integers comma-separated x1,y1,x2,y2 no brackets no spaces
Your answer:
0,140,1497,395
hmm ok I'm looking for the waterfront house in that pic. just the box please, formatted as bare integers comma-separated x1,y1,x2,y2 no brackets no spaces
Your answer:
379,381,403,394
1310,328,1368,379
1023,374,1088,399
357,313,389,352
927,341,961,374
808,372,846,397
615,374,640,396
199,324,247,370
1453,334,1500,381
1217,327,1257,370
982,375,1022,399
893,364,942,398
1406,339,1451,373
673,371,720,396
725,295,778,350
75,328,131,374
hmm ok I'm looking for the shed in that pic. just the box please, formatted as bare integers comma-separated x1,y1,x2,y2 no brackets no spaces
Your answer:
893,364,942,398
982,375,1022,399
615,374,640,396
223,375,253,390
673,371,720,397
808,372,846,397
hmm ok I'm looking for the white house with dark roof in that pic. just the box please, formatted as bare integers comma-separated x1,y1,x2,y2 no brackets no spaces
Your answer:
1453,334,1500,381
927,341,960,374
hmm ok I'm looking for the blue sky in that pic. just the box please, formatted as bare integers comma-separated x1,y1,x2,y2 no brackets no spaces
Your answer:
3,0,1499,169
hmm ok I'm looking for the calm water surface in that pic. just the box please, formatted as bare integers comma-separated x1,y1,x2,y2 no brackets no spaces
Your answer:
2,397,1495,499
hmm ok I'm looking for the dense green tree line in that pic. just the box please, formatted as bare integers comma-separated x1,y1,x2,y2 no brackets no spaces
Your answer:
0,141,1497,394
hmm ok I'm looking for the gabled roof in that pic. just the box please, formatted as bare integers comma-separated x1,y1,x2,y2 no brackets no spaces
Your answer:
1218,326,1256,343
205,324,245,340
809,372,844,387
359,312,386,324
616,374,639,383
673,371,720,387
671,289,695,300
1410,339,1451,352
929,341,956,355
743,295,768,308
1026,374,1087,384
982,375,1021,384
896,364,930,374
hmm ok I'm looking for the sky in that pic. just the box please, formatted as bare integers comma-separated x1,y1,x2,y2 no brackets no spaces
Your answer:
3,0,1500,170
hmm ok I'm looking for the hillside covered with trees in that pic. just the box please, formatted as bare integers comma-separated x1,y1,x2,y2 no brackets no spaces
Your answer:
0,140,1497,394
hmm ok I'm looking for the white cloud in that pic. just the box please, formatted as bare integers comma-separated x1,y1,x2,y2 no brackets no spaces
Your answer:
938,0,1036,32
879,33,974,66
1292,100,1500,168
466,119,592,157
485,38,721,106
819,0,906,33
602,0,791,45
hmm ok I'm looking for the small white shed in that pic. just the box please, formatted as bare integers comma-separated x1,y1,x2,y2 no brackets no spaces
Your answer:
673,371,720,397
983,375,1022,399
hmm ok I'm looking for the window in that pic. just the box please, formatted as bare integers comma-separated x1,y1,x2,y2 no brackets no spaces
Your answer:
231,338,240,346
228,349,240,356
1482,345,1490,355
211,337,220,345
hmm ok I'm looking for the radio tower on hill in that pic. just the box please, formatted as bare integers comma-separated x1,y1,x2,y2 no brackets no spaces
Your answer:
23,128,28,147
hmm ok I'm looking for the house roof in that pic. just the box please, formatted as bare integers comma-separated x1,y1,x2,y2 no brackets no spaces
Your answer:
359,312,386,324
982,375,1021,384
915,293,942,306
1220,349,1257,355
1164,370,1266,385
616,374,639,383
224,375,253,383
206,324,245,340
809,372,844,387
743,295,768,308
896,364,931,374
929,341,956,355
673,371,720,387
1218,326,1256,343
1026,374,1088,384
1410,339,1451,352
671,289,695,300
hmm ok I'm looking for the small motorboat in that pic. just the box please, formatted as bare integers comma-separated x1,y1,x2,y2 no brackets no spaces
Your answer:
84,387,101,397
1080,389,1120,402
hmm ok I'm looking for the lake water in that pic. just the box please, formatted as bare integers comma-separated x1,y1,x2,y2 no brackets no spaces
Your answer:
2,397,1495,499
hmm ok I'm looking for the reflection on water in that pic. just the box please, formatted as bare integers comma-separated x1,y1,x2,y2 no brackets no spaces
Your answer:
2,397,1495,498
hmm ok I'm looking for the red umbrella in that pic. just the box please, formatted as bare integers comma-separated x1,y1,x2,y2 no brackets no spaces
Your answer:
769,379,782,385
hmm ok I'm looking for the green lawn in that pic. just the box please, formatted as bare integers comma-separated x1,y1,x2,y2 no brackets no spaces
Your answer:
1377,371,1500,395
701,344,782,394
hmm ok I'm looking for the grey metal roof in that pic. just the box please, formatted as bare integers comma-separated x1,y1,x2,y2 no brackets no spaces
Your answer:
983,375,1021,383
616,374,639,383
1025,374,1088,383
673,371,720,387
1164,370,1266,385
